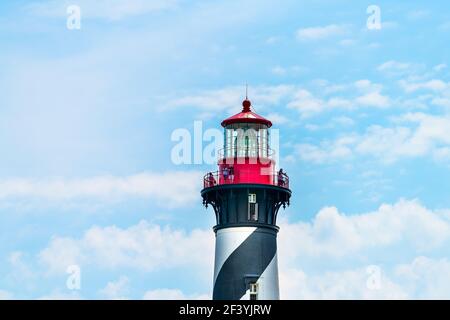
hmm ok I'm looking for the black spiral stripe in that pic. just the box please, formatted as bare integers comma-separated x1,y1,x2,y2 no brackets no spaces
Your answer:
213,227,277,300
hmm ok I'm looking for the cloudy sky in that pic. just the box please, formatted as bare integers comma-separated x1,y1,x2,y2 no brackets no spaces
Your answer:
1,0,450,299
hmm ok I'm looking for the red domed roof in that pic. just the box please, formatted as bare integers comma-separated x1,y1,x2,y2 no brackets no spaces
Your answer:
221,99,272,128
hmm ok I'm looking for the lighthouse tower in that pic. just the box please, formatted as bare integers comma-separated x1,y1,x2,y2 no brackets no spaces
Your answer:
201,97,291,300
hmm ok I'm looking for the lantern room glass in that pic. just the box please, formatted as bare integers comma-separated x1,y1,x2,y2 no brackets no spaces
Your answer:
224,124,269,158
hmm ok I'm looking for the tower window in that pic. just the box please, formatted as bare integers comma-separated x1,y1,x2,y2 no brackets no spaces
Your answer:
249,282,259,300
248,194,258,221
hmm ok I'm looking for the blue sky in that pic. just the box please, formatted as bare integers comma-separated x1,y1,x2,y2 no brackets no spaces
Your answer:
1,0,450,299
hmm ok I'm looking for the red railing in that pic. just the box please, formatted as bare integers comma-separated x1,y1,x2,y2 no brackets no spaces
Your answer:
203,169,289,189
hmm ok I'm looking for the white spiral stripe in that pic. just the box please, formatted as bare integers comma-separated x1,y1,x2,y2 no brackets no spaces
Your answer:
213,227,257,284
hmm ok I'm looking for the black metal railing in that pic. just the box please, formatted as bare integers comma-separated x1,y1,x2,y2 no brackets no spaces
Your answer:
203,169,289,189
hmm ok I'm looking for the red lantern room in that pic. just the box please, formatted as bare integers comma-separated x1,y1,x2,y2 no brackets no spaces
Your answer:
203,98,289,188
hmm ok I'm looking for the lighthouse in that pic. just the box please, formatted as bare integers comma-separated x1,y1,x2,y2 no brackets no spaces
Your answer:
201,96,291,300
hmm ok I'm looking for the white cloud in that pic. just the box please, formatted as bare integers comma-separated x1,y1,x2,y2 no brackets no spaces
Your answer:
166,85,296,113
0,171,202,208
0,290,13,300
439,21,450,31
296,24,347,40
31,199,450,299
378,60,410,72
270,65,306,76
377,61,415,77
38,291,82,300
39,221,214,275
288,89,325,117
355,91,390,108
143,289,209,300
167,88,244,112
312,79,347,93
355,126,416,161
432,97,450,108
433,64,447,72
271,66,287,76
327,97,353,109
333,116,355,126
279,200,450,260
395,257,450,299
99,276,130,300
280,267,407,299
264,113,290,125
7,251,38,286
399,79,448,93
169,81,390,119
287,82,389,117
277,200,450,299
296,136,356,163
287,88,389,118
433,147,450,162
354,79,373,90
407,10,430,20
69,199,444,300
26,0,178,21
339,39,355,46
295,113,450,164
303,116,355,131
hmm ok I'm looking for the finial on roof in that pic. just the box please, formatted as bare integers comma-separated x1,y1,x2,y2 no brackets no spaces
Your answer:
242,83,251,112
242,99,251,112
